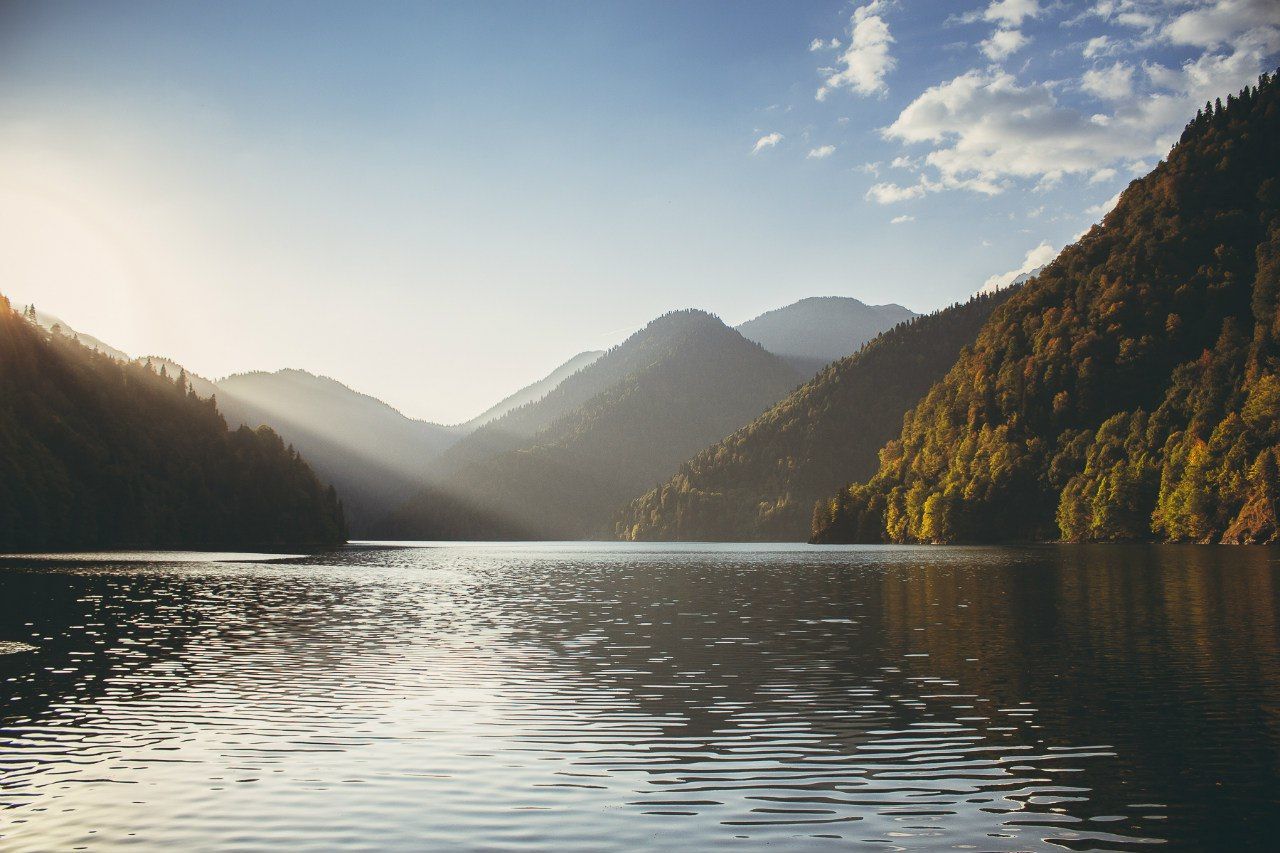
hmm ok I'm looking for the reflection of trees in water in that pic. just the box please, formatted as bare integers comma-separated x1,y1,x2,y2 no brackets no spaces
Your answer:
876,545,1280,851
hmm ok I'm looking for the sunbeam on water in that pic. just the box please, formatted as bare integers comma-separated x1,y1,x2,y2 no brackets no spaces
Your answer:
0,542,1277,851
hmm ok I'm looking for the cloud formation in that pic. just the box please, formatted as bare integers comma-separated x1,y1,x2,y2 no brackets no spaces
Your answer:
978,241,1056,294
807,145,836,159
980,28,1030,60
1081,61,1136,99
752,132,783,154
863,42,1270,203
816,1,896,100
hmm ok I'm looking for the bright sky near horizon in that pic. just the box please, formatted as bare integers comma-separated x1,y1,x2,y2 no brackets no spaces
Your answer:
2,1,1277,422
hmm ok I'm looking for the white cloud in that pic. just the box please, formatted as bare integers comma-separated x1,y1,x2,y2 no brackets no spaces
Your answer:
866,179,932,203
816,1,896,99
809,37,842,51
983,0,1041,26
978,241,1056,294
874,47,1269,200
890,214,915,224
1090,167,1118,183
1083,35,1113,58
857,161,882,176
890,155,917,170
1087,188,1124,216
981,28,1030,60
1164,0,1280,51
1081,61,1136,99
807,144,836,158
752,132,783,153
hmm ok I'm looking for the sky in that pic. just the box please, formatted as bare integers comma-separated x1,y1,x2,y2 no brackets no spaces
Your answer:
1,1,1277,423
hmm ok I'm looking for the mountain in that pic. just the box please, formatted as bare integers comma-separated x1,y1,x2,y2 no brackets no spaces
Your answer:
814,73,1280,546
25,306,132,362
382,310,803,539
616,288,1017,541
18,308,472,534
214,370,460,534
736,297,916,375
457,349,603,430
0,300,345,550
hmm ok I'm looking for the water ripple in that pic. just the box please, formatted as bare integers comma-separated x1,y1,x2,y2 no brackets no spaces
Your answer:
0,542,1277,850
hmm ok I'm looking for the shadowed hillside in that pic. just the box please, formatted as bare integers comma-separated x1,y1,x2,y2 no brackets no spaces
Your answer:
457,350,603,431
213,370,459,534
617,287,1017,541
0,300,346,550
382,310,802,539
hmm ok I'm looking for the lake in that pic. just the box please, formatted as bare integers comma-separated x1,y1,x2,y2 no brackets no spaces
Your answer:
1,542,1277,850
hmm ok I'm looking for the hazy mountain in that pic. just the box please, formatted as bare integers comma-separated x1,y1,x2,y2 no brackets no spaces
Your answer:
0,299,345,550
26,307,133,363
214,369,460,534
815,73,1280,545
736,297,916,376
617,288,1017,541
458,349,603,430
382,310,803,539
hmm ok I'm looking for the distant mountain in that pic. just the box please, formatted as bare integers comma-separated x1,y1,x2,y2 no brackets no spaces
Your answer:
382,310,803,539
616,288,1017,541
736,297,916,376
214,370,460,534
0,299,345,550
458,349,603,430
815,72,1280,546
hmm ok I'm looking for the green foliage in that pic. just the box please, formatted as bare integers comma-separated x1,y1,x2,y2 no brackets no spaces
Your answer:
616,289,1017,541
815,72,1280,545
0,302,346,550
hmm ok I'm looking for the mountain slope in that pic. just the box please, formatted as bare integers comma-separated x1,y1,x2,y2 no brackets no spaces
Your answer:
736,297,916,375
458,350,603,431
0,300,345,550
214,369,460,534
617,288,1017,541
26,306,132,362
815,73,1280,545
382,310,802,539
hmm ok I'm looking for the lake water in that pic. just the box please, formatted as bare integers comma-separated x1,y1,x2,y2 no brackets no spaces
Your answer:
1,542,1277,851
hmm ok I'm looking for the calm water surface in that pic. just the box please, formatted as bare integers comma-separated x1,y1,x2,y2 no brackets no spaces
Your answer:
1,543,1277,851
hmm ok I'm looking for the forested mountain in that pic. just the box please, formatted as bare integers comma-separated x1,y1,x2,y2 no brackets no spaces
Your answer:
617,288,1017,541
736,297,916,376
815,73,1280,546
457,350,603,430
26,306,132,362
0,300,345,550
214,370,460,534
382,310,802,539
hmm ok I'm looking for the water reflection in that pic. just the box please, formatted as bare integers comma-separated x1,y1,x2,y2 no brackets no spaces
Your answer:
0,543,1277,850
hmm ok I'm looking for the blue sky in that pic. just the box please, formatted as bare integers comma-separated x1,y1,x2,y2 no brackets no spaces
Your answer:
1,1,1276,421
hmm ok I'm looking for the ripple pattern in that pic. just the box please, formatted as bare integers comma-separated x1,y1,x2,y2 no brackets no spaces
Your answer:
1,542,1277,850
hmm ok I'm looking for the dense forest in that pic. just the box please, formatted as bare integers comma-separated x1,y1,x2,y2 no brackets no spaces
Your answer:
616,288,1017,541
814,73,1280,546
381,310,802,539
0,300,346,550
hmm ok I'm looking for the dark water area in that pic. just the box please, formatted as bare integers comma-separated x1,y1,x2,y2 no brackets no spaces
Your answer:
0,543,1277,850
